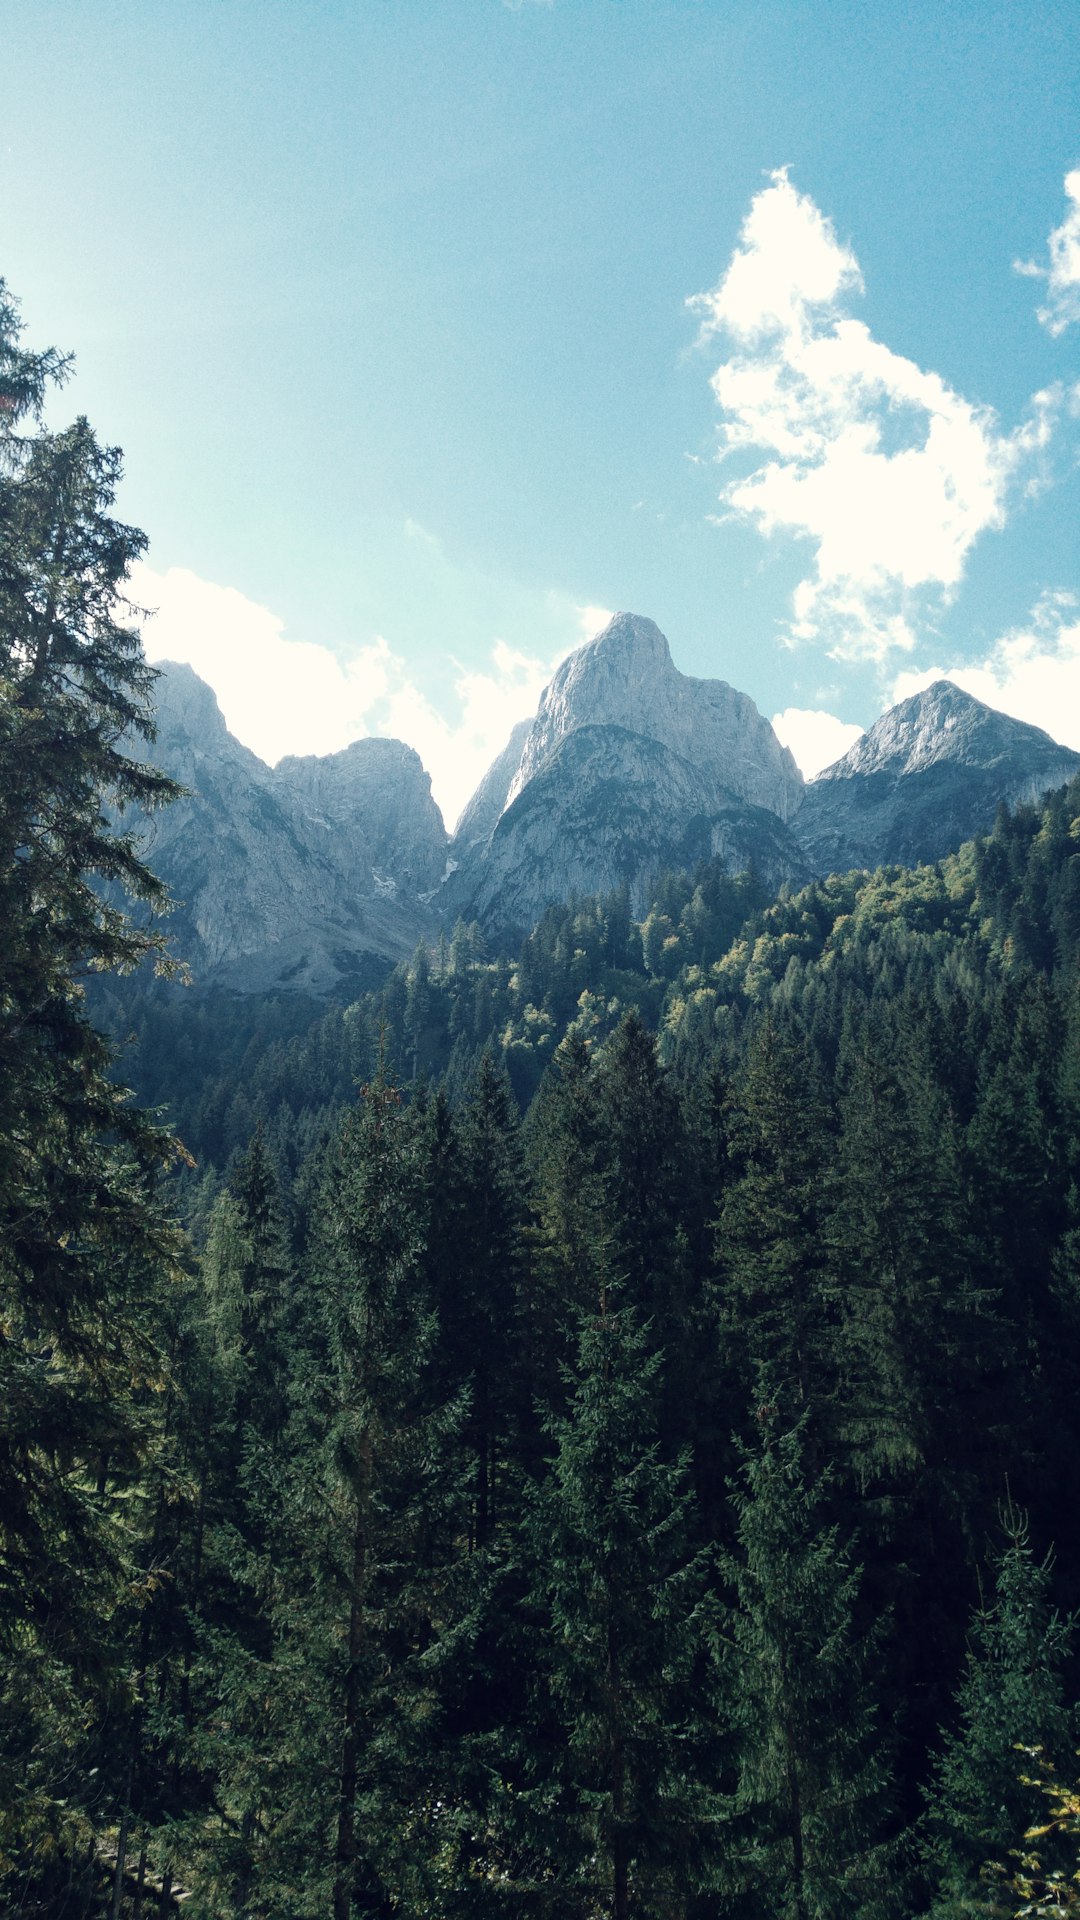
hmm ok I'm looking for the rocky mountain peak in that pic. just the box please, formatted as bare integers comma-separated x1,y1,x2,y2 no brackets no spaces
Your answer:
139,661,447,992
152,660,235,750
796,678,1080,875
505,612,803,822
817,679,1069,783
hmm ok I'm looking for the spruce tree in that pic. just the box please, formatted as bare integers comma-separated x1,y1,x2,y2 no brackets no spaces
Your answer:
275,1064,471,1920
454,1050,541,1540
721,1400,899,1920
716,1017,836,1438
0,276,183,1905
521,1292,725,1919
595,1011,695,1452
922,1511,1075,1919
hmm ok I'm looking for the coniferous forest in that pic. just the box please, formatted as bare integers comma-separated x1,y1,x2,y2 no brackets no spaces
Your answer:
5,288,1080,1920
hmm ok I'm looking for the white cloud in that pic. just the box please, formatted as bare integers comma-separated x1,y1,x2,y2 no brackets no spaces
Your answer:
890,591,1080,750
691,169,1057,661
132,561,579,830
1016,169,1080,336
575,602,616,643
772,706,864,780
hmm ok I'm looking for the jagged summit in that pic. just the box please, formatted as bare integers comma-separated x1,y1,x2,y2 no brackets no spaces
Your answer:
506,611,804,822
143,659,446,992
444,614,808,934
797,678,1080,874
816,679,1073,784
153,658,236,746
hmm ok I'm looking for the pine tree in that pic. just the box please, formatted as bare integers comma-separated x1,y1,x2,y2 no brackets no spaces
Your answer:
716,1017,836,1437
0,277,184,1904
453,1050,541,1541
520,1293,725,1919
721,1399,900,1920
525,1027,610,1331
275,1064,470,1920
922,1510,1075,1919
595,1011,695,1452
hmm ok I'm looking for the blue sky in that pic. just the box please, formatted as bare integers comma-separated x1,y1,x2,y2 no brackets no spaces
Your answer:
2,0,1078,824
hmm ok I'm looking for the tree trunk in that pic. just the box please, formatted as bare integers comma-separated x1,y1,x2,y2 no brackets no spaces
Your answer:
607,1613,630,1920
133,1840,148,1920
785,1747,807,1920
333,1430,374,1920
111,1779,132,1920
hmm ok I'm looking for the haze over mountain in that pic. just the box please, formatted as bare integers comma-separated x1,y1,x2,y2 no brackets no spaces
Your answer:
142,617,1080,993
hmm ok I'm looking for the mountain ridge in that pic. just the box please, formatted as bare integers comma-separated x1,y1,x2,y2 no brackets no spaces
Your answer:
140,623,1080,991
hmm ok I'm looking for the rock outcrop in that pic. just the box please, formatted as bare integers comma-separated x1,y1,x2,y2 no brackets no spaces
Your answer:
507,613,804,820
450,717,533,853
141,663,447,993
445,613,807,934
794,681,1080,874
444,724,805,937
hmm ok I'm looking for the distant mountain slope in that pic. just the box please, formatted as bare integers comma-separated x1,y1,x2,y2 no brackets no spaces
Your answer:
794,680,1080,873
505,612,804,819
450,716,533,853
442,723,806,938
143,663,446,993
446,613,806,932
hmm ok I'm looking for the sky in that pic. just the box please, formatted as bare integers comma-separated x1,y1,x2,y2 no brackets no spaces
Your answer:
2,1,1078,827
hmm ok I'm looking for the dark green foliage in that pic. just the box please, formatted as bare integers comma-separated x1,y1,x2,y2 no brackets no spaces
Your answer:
520,1297,724,1919
0,278,185,1909
13,260,1080,1911
716,1017,836,1434
922,1511,1075,1917
721,1403,900,1920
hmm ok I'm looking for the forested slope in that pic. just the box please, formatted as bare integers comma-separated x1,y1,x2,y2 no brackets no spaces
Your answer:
6,270,1080,1918
67,773,1080,1919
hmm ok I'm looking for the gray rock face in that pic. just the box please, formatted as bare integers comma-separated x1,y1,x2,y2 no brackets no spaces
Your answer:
451,717,532,853
445,613,806,933
795,681,1080,874
444,724,806,938
276,737,447,896
142,663,447,993
507,613,804,821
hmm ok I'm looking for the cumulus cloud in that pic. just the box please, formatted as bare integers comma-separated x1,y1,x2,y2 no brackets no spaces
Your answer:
691,169,1058,661
771,706,865,780
133,561,585,830
890,590,1080,750
1016,170,1080,336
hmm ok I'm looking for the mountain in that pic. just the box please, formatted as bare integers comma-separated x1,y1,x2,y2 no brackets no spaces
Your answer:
443,723,805,938
794,680,1080,874
142,663,447,993
506,613,804,819
444,613,807,934
450,717,533,855
138,639,1080,995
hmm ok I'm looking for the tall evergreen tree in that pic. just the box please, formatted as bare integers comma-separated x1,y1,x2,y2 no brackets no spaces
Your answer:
276,1065,470,1920
921,1511,1075,1919
595,1011,694,1451
716,1018,836,1439
454,1050,541,1541
520,1294,724,1919
0,277,184,1906
721,1400,900,1920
